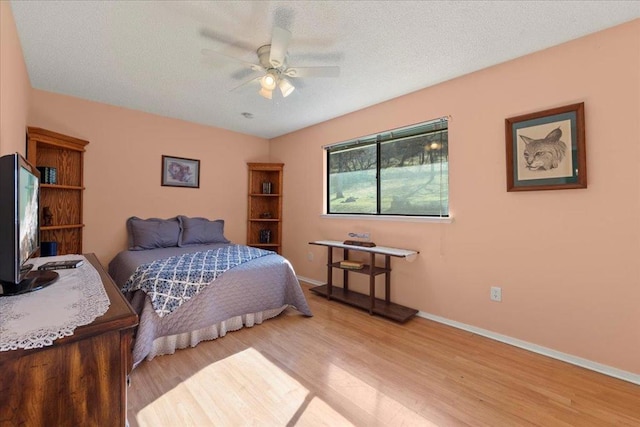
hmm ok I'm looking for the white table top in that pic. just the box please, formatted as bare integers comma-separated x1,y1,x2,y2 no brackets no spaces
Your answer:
309,240,418,258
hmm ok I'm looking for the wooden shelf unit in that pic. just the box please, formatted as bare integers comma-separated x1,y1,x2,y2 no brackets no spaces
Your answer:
247,163,283,254
309,240,419,323
26,127,89,255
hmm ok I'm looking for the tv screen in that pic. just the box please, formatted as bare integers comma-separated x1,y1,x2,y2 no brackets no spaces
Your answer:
19,163,39,267
0,153,58,295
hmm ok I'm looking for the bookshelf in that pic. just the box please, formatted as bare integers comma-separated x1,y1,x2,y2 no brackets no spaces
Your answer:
26,127,89,255
247,163,283,254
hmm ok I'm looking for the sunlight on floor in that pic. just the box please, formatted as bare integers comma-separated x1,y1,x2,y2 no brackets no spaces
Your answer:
135,347,353,426
327,363,437,426
296,397,355,426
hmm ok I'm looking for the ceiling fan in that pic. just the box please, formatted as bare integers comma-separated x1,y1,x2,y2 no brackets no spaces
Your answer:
201,26,340,99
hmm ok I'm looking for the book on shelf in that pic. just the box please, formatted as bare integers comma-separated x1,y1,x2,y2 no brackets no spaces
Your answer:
339,260,364,269
38,259,84,271
36,166,57,184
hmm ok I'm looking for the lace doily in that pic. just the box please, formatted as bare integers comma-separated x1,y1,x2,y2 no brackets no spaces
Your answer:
0,255,110,351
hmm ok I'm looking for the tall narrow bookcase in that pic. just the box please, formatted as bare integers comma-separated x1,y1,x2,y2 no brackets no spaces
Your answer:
247,163,283,254
26,127,89,256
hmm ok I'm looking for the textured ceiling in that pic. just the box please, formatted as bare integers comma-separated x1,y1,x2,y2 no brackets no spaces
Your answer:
10,1,640,139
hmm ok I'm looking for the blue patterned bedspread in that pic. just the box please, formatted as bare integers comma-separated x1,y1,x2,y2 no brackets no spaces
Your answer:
122,245,273,317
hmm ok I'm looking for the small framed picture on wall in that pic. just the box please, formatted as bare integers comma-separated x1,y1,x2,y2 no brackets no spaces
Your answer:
161,155,200,188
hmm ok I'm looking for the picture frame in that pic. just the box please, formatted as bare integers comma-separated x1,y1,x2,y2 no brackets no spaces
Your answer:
161,155,200,188
505,102,586,192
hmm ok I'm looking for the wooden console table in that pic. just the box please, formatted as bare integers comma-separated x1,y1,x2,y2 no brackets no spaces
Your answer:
309,240,419,322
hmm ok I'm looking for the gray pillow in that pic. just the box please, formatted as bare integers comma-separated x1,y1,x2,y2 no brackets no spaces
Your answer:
126,216,180,250
178,216,229,246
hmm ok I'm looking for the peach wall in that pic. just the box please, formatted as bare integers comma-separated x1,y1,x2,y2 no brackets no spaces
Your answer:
0,1,30,155
270,20,640,374
29,90,269,264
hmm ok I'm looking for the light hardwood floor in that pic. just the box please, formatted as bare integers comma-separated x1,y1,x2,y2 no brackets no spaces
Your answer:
127,284,640,426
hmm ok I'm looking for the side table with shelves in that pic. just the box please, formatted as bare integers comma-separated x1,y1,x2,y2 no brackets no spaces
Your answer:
309,240,419,322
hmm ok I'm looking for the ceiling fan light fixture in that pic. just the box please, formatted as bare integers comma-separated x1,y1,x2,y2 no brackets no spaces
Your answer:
278,77,295,97
260,71,278,90
201,26,340,102
258,87,273,99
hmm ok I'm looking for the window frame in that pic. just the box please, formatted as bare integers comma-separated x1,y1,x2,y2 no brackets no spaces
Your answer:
325,118,449,218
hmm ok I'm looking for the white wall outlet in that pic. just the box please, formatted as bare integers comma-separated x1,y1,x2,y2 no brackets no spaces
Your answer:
490,286,502,302
307,252,314,262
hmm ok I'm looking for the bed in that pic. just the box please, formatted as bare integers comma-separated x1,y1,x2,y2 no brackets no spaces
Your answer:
108,216,312,367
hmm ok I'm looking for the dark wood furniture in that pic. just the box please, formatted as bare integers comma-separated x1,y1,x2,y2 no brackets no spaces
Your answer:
247,162,284,254
309,240,419,323
26,127,89,255
0,254,138,427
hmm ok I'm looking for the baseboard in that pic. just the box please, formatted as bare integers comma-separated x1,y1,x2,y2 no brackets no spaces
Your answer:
297,275,640,385
297,276,325,287
417,311,640,386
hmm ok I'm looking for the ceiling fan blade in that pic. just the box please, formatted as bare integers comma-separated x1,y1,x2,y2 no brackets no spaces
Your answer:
230,76,262,92
269,26,292,68
284,66,340,78
199,28,256,52
200,49,262,71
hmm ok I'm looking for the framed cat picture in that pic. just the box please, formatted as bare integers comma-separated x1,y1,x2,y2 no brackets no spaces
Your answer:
505,102,586,192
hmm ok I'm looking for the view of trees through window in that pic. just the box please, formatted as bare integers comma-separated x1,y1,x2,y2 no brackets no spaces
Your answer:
327,123,448,216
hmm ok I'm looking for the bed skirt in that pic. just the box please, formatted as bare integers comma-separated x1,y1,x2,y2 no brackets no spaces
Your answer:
143,305,288,363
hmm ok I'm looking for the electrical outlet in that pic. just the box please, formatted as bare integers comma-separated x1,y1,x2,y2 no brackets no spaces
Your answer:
490,286,502,302
307,252,314,262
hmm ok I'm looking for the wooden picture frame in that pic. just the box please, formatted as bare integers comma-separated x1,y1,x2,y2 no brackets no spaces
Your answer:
161,155,200,188
505,102,586,192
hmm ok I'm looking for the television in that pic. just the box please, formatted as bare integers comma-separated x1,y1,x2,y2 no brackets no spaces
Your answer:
0,153,58,296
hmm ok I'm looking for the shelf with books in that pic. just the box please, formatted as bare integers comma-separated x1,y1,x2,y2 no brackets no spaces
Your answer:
247,163,283,254
27,127,89,256
331,261,390,275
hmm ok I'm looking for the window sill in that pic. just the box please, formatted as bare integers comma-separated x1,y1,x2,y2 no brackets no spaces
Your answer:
320,214,453,223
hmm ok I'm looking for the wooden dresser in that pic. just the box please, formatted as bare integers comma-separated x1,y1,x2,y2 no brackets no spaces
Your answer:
0,254,138,427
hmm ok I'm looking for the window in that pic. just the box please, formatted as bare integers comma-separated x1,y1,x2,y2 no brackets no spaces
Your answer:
326,118,448,217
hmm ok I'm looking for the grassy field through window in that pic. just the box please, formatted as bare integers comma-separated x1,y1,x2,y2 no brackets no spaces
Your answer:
329,162,448,215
